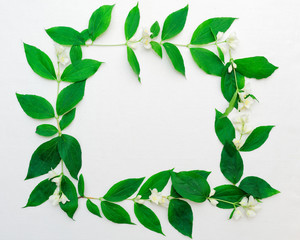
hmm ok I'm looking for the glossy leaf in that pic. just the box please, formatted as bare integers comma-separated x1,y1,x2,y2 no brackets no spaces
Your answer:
215,109,235,145
104,177,145,202
168,199,193,238
211,185,246,209
86,199,101,217
134,203,163,235
16,94,55,119
101,201,133,224
127,47,140,82
150,41,162,58
36,124,58,137
124,3,140,40
163,42,185,76
239,176,280,199
190,47,224,76
217,46,225,63
240,126,274,152
235,57,278,79
171,171,210,202
61,59,102,82
23,43,56,80
81,29,90,42
58,134,81,180
46,27,85,45
60,175,78,219
70,46,82,65
25,137,61,180
88,5,115,41
56,81,86,116
59,108,76,130
150,21,160,38
161,5,188,40
138,170,171,199
191,18,236,45
220,143,244,184
78,174,85,197
25,179,56,207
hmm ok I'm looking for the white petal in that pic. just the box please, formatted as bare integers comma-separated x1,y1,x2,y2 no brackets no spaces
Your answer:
216,32,224,41
209,189,215,197
228,65,233,73
239,197,248,207
246,209,256,217
233,208,243,220
209,199,219,206
232,62,237,69
60,194,69,204
248,196,258,206
48,170,58,179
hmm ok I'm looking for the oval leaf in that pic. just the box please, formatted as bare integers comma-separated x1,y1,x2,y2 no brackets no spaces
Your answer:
104,177,144,202
190,47,224,76
150,21,160,38
89,5,115,41
161,5,188,41
36,124,58,137
16,94,55,119
78,174,85,197
215,109,235,145
59,108,76,130
134,203,163,235
163,42,185,76
240,126,274,152
25,137,61,180
239,176,280,199
171,171,210,202
46,27,85,45
168,199,193,238
86,199,101,217
60,175,78,219
56,81,86,116
61,59,102,82
124,4,140,40
101,201,133,224
127,47,140,82
220,143,244,184
70,45,82,65
25,179,56,207
23,43,56,80
58,134,82,180
150,41,162,58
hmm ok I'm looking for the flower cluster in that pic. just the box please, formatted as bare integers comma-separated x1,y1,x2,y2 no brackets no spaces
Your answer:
233,196,261,220
48,170,69,206
149,189,169,207
127,28,152,50
55,43,70,66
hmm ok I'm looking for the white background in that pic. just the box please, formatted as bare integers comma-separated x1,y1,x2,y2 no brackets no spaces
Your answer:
0,0,300,239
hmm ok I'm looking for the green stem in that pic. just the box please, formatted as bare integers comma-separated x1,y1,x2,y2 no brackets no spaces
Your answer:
209,197,239,206
85,43,126,47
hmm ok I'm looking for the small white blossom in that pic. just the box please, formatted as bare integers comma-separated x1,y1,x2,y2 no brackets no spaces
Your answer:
54,43,65,55
127,36,138,50
228,64,233,73
149,189,169,207
238,95,254,111
216,31,224,41
55,43,70,66
60,193,69,204
134,195,145,204
49,188,69,206
209,189,215,197
48,169,58,180
228,61,237,73
209,199,219,206
233,138,243,149
239,196,261,218
159,196,169,208
233,207,243,220
141,28,151,49
233,113,252,135
226,32,239,50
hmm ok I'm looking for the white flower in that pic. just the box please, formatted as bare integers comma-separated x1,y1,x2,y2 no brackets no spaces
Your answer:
216,31,224,41
233,138,243,149
149,189,161,205
226,32,238,50
233,114,249,125
228,61,237,73
134,195,145,204
159,196,169,208
209,189,215,197
141,28,151,49
239,196,261,218
127,36,138,50
48,169,58,180
60,193,69,204
54,43,65,55
49,188,69,206
233,113,252,135
233,207,243,220
209,199,219,206
55,43,70,65
238,95,254,111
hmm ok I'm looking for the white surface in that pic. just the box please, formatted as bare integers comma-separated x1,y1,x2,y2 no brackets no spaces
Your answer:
0,0,300,239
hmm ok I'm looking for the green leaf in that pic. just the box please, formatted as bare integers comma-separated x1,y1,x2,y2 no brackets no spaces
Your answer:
70,46,82,65
124,3,140,40
60,175,78,219
211,185,246,209
215,109,235,145
240,126,274,152
56,81,86,116
104,177,144,202
25,137,61,180
86,199,101,217
58,134,81,180
88,5,115,41
137,170,171,199
78,174,85,197
127,47,140,82
170,185,182,198
191,18,236,45
161,5,188,41
23,43,56,80
61,59,102,82
134,203,164,235
171,171,210,203
81,29,90,42
221,63,245,102
46,27,85,45
190,48,224,76
239,176,280,199
235,57,278,79
59,108,76,130
16,94,55,119
101,201,133,224
217,46,225,63
25,179,56,207
150,41,162,58
163,42,185,76
220,143,244,184
168,199,193,238
150,21,160,38
36,124,58,137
